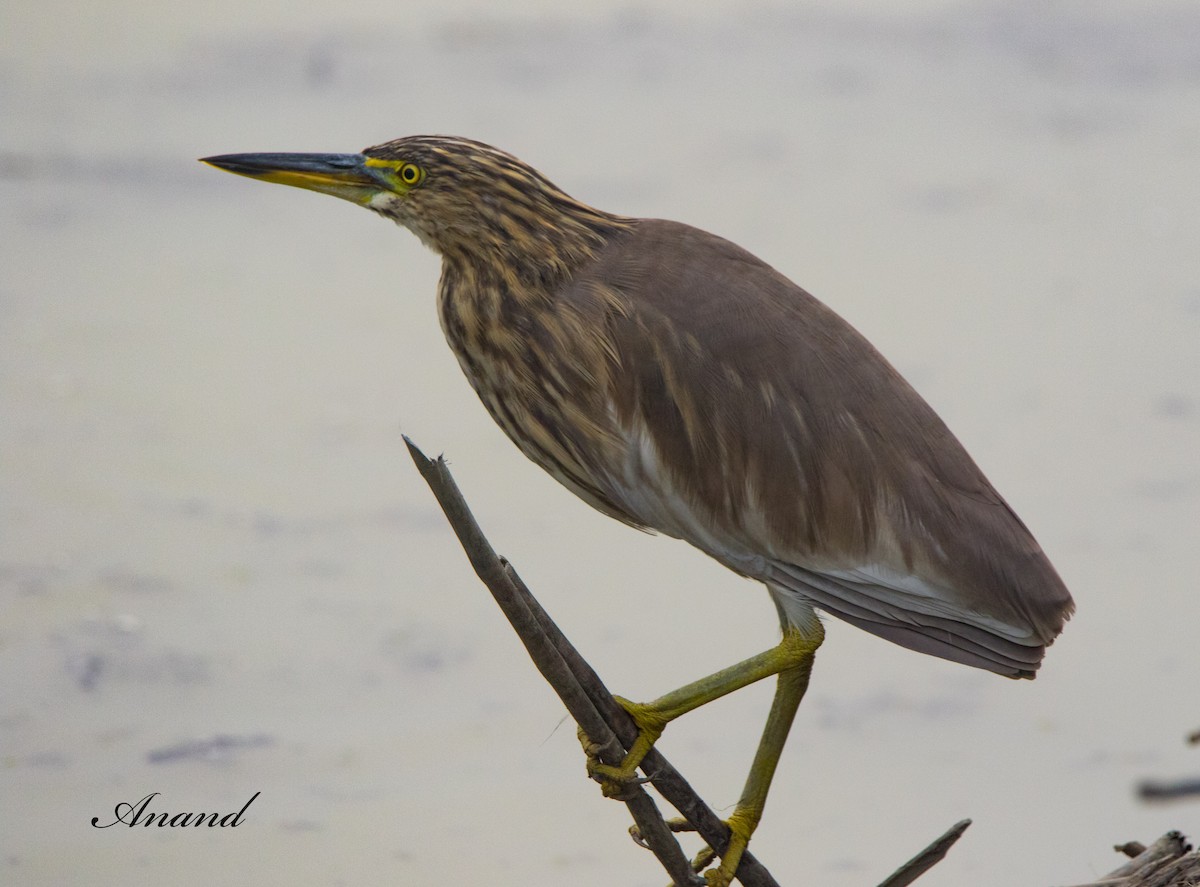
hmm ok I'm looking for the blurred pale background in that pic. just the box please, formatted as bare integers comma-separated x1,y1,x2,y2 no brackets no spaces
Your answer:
2,0,1198,884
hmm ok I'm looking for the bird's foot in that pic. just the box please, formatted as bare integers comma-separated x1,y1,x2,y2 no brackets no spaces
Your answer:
579,696,669,799
630,812,755,887
701,806,759,887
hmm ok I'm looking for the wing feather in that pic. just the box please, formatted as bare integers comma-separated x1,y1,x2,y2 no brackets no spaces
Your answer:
549,219,1073,676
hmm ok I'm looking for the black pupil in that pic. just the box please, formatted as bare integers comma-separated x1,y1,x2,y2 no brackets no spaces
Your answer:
403,166,417,182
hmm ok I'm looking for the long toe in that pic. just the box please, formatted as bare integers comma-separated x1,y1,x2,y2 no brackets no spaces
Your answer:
583,696,670,797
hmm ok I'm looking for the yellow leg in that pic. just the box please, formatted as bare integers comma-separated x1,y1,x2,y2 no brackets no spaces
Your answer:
586,623,823,882
704,648,817,886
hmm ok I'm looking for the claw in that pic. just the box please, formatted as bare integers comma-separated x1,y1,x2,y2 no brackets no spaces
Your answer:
587,759,651,800
632,814,750,886
579,696,669,799
630,816,701,852
630,814,750,886
699,809,757,886
575,630,821,885
691,844,717,873
576,724,604,759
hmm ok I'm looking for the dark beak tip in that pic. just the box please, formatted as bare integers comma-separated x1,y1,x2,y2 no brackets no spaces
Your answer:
199,154,246,174
196,152,370,175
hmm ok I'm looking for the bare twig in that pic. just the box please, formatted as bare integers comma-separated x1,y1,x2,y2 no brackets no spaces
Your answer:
876,819,972,887
501,564,779,886
405,439,704,887
405,437,966,887
1100,832,1191,883
1057,831,1200,887
408,440,798,884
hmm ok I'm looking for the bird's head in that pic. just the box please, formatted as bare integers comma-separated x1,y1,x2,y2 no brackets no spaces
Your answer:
202,135,625,275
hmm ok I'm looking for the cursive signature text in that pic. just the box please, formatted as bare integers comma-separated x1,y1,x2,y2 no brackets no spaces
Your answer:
91,792,260,828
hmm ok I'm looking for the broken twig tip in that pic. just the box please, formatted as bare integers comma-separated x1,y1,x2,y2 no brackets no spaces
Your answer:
402,435,426,462
875,818,972,887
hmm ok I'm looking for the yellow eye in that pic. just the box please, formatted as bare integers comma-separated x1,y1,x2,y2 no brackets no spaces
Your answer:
398,163,423,185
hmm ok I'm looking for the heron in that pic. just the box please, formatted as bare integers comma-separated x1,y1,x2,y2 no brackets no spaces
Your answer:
202,136,1073,885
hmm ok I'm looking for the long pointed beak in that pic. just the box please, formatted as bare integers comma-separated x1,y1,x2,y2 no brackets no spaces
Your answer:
200,152,385,205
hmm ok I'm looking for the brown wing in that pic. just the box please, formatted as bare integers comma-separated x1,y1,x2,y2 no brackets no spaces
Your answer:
556,219,1073,677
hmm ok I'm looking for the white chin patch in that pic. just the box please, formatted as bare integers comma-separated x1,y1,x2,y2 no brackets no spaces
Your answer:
367,192,403,214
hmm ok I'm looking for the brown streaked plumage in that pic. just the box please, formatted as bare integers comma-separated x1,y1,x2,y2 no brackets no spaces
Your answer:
202,135,1073,885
